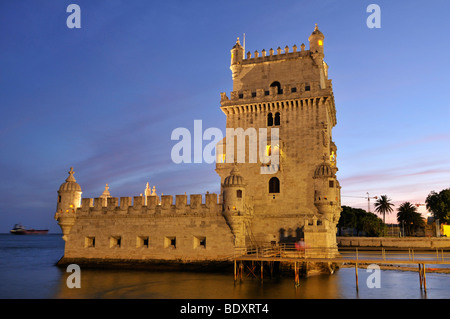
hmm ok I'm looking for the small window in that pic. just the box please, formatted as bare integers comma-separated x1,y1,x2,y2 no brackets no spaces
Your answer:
236,189,242,198
329,180,334,188
317,220,322,226
238,93,243,99
274,112,280,126
291,87,297,93
58,196,61,203
165,236,176,248
264,90,270,96
251,92,256,97
137,236,149,248
194,236,206,249
269,177,280,193
267,113,273,126
305,83,310,91
85,236,95,248
110,236,121,248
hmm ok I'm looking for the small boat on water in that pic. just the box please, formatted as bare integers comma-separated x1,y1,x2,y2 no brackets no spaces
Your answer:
10,224,48,235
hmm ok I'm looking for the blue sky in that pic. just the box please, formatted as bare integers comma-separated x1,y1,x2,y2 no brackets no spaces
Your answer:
0,0,449,232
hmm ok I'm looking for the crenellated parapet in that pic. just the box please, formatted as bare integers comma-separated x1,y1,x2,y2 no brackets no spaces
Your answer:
75,193,222,217
243,43,309,64
220,80,333,107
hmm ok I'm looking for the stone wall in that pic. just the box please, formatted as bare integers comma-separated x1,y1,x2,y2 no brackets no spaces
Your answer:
60,193,236,262
337,237,450,249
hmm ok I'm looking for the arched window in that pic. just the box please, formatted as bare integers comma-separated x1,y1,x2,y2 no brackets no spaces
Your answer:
270,81,282,94
269,177,280,193
236,189,242,198
267,113,273,126
274,112,280,126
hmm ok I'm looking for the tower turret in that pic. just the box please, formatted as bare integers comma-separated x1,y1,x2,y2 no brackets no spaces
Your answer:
223,165,246,213
222,166,248,247
313,160,341,221
230,37,245,80
55,167,82,241
308,23,325,54
56,167,82,213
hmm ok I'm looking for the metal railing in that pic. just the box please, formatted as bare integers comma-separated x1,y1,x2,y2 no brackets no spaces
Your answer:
233,244,450,264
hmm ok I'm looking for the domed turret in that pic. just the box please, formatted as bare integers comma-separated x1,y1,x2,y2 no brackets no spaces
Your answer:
313,161,336,179
222,166,246,213
308,23,325,54
313,160,340,215
58,167,81,192
223,165,245,186
55,167,82,241
56,167,82,214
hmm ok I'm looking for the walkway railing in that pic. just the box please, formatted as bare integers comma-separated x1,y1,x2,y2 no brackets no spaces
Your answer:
232,244,450,291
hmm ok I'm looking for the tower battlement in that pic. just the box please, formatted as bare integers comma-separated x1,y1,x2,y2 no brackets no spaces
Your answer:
69,193,221,217
243,44,309,63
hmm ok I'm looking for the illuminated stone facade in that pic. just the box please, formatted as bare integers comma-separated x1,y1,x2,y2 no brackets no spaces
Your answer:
54,25,342,267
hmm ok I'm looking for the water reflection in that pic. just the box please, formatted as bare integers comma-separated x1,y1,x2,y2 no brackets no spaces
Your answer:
53,266,450,299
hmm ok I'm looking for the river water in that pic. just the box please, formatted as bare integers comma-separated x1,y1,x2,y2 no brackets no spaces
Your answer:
1,234,449,301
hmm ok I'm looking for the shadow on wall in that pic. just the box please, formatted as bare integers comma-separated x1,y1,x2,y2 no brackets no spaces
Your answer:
279,227,304,244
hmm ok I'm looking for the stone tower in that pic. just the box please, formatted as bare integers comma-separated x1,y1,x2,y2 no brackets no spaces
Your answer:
55,167,82,241
216,25,341,255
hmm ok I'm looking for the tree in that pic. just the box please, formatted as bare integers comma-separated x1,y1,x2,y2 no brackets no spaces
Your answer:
374,195,395,224
397,202,425,236
360,212,385,237
425,189,450,224
337,206,357,236
338,206,385,237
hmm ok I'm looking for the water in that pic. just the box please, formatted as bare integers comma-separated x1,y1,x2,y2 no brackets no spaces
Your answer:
1,234,450,300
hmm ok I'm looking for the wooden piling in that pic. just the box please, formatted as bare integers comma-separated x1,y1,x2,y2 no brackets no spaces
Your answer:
423,264,427,292
355,263,359,291
240,261,243,282
294,262,300,287
418,264,422,289
261,261,263,282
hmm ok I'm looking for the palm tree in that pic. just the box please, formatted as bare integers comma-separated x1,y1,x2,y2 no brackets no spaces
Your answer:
374,195,395,224
397,202,425,236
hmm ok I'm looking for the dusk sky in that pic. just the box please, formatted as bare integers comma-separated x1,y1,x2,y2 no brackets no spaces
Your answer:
1,0,449,233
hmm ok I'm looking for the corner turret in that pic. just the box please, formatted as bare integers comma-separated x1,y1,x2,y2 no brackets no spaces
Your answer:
230,37,245,80
55,167,82,241
222,166,249,247
308,23,325,54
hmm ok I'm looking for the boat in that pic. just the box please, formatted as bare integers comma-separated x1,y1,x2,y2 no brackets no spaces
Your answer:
10,224,48,235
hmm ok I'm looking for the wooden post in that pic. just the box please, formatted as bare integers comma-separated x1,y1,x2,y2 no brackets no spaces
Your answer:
234,259,237,282
294,262,300,287
423,264,427,292
355,263,359,292
240,262,243,282
418,264,422,289
261,261,264,283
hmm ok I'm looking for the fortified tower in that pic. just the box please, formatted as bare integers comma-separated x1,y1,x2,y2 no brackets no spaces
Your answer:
216,25,341,256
